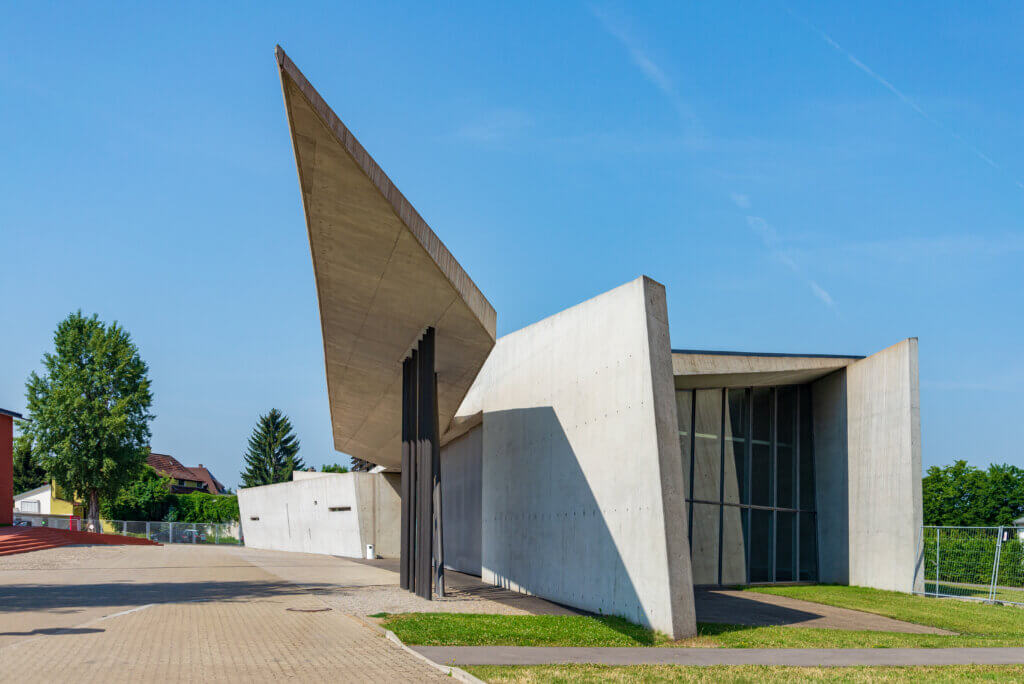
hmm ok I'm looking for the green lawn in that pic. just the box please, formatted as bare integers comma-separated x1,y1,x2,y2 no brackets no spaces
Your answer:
464,665,1024,683
745,584,1024,638
380,585,1024,649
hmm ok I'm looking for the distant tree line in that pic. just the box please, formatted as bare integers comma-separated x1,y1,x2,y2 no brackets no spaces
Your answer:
923,461,1024,527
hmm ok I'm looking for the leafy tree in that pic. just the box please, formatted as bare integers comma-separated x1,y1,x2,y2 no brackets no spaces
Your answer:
101,467,172,521
22,312,153,525
923,461,1024,526
12,434,48,495
321,462,349,473
240,409,305,487
164,492,239,523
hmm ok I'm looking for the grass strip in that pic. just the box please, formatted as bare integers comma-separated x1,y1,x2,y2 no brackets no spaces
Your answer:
464,664,1024,683
744,584,1024,637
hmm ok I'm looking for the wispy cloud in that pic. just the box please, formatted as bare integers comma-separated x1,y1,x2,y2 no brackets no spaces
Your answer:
787,8,1023,190
730,192,751,209
590,5,705,141
454,109,532,143
794,233,1024,265
744,211,837,309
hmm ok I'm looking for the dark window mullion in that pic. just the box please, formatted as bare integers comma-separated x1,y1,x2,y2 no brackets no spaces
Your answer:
771,387,777,583
745,387,752,585
718,389,725,585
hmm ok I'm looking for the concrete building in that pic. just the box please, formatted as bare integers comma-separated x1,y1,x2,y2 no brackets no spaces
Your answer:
250,47,924,639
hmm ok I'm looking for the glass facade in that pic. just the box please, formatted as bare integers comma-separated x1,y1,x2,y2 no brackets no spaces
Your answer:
677,385,818,585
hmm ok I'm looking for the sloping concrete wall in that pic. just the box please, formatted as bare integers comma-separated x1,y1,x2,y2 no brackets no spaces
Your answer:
846,338,922,592
238,472,399,558
454,276,696,638
812,338,922,592
441,425,483,575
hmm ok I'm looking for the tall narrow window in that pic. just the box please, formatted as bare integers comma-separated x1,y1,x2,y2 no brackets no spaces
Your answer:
682,381,818,586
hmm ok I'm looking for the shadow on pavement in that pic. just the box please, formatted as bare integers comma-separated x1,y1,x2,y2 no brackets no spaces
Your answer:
0,580,315,613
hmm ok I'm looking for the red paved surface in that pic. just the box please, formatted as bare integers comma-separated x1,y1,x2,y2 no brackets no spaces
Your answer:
0,526,159,556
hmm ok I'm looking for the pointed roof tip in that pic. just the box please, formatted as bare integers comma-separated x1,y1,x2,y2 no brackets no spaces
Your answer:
275,44,286,65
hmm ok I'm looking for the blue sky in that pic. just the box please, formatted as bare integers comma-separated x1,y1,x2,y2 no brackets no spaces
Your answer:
2,2,1022,489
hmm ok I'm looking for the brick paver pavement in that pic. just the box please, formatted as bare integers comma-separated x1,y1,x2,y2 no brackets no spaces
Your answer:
0,545,451,682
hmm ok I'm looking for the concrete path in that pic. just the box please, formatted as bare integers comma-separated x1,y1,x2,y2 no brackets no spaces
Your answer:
695,588,954,634
412,645,1024,666
0,544,451,681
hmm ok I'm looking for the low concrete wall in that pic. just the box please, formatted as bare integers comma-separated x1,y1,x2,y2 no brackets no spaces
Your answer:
238,472,399,558
441,425,482,575
453,276,696,638
812,338,922,593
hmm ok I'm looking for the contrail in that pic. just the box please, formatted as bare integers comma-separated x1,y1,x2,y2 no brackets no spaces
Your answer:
788,8,1019,185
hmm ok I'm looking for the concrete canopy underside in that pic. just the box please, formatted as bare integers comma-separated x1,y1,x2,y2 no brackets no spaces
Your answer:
672,351,862,389
277,47,496,468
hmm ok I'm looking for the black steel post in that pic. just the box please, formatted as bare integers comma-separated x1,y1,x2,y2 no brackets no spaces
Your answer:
416,328,436,599
399,354,415,591
433,371,445,597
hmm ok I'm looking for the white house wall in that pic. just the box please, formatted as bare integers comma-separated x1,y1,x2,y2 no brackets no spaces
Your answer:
454,276,696,638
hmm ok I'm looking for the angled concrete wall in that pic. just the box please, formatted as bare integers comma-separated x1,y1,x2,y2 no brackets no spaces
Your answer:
454,276,696,638
238,472,400,558
846,338,922,592
812,338,922,592
440,425,483,575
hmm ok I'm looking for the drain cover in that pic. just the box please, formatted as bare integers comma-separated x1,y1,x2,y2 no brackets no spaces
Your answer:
286,607,332,613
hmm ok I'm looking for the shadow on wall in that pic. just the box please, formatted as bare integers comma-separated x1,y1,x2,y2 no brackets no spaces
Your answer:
481,406,656,636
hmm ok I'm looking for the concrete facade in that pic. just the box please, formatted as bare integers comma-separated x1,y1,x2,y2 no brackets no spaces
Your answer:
440,425,483,576
812,338,923,593
452,277,696,639
238,472,400,558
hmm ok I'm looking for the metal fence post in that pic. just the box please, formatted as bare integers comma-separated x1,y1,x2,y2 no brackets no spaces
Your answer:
146,521,151,540
215,525,220,544
170,521,175,544
192,524,197,544
122,521,127,536
991,526,1005,602
935,528,940,590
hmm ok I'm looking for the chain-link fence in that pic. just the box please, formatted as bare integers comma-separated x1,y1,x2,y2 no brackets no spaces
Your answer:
11,513,243,546
915,526,1024,606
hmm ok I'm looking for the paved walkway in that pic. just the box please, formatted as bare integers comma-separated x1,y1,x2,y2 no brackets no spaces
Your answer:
412,645,1024,666
0,544,450,681
695,587,954,634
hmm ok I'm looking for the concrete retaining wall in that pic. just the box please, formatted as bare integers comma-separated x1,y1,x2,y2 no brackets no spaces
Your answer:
238,472,400,558
453,276,696,638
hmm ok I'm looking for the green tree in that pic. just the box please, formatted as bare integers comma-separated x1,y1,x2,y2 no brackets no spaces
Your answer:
22,312,154,526
321,462,349,473
240,409,305,487
101,467,172,521
923,460,1024,526
12,434,48,495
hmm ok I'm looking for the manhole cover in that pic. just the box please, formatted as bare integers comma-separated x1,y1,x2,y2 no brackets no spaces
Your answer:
286,607,332,613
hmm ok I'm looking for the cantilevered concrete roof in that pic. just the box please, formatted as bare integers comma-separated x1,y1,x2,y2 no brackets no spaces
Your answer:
277,47,496,469
672,350,864,389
